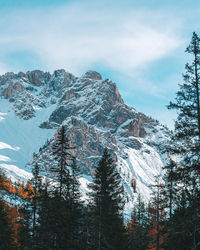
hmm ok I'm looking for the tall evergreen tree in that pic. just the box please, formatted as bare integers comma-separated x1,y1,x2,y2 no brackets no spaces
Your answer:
168,32,200,196
30,163,42,248
166,32,200,249
37,182,56,250
68,159,83,248
161,158,178,218
88,148,125,250
39,125,83,249
51,125,74,198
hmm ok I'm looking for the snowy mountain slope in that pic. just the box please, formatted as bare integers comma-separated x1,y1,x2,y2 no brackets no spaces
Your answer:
0,99,54,182
0,69,171,214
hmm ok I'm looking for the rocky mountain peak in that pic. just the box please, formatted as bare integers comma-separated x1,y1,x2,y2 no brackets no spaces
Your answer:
82,70,102,80
53,69,66,77
0,68,171,214
26,70,51,86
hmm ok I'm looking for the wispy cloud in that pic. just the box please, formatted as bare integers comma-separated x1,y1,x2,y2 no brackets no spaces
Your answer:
0,2,182,77
0,1,197,128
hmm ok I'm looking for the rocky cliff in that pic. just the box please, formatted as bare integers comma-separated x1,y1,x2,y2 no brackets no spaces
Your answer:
0,69,171,214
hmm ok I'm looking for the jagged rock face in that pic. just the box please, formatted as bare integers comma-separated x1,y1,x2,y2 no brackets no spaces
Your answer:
3,82,24,99
48,78,125,129
0,69,76,120
37,117,119,176
26,70,51,86
82,70,102,80
0,69,171,213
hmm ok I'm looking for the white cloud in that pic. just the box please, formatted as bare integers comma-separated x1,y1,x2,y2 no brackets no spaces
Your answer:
0,142,20,151
0,155,11,162
0,2,183,76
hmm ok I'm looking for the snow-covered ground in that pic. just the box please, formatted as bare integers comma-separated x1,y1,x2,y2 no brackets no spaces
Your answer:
0,98,56,181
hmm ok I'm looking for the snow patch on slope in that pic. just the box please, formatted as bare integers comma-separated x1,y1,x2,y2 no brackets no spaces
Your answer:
0,98,56,181
0,155,11,162
0,142,20,151
0,164,32,183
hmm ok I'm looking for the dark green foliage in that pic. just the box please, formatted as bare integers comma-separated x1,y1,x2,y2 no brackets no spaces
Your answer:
88,148,125,250
80,205,96,250
0,200,14,250
167,32,200,194
37,186,55,249
38,184,83,250
51,125,74,198
165,32,200,249
30,163,42,249
67,159,83,249
163,193,200,250
17,206,32,250
37,126,83,249
161,158,179,218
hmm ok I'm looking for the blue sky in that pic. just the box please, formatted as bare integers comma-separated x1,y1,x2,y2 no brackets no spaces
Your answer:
0,0,199,129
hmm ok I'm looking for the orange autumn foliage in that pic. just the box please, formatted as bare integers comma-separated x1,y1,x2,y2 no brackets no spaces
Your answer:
14,180,35,200
3,202,22,248
0,171,36,201
0,176,35,248
147,222,167,250
147,206,168,250
126,215,138,234
0,172,35,248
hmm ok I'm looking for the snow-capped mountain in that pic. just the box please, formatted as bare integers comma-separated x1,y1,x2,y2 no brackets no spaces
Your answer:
0,69,171,214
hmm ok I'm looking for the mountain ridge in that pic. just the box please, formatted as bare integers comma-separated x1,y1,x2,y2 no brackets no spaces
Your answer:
0,69,171,214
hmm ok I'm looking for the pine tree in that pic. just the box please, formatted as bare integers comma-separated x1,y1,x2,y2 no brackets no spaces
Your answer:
167,32,200,248
51,125,74,197
68,159,83,249
54,159,83,249
161,158,178,218
30,163,42,249
80,205,96,250
168,32,200,197
37,183,55,250
88,148,125,250
41,125,83,249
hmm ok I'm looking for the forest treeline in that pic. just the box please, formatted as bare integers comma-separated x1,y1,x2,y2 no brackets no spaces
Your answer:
0,32,200,250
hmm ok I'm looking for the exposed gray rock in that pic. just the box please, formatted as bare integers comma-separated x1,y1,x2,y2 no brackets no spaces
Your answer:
26,70,50,86
82,70,102,80
3,82,24,99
